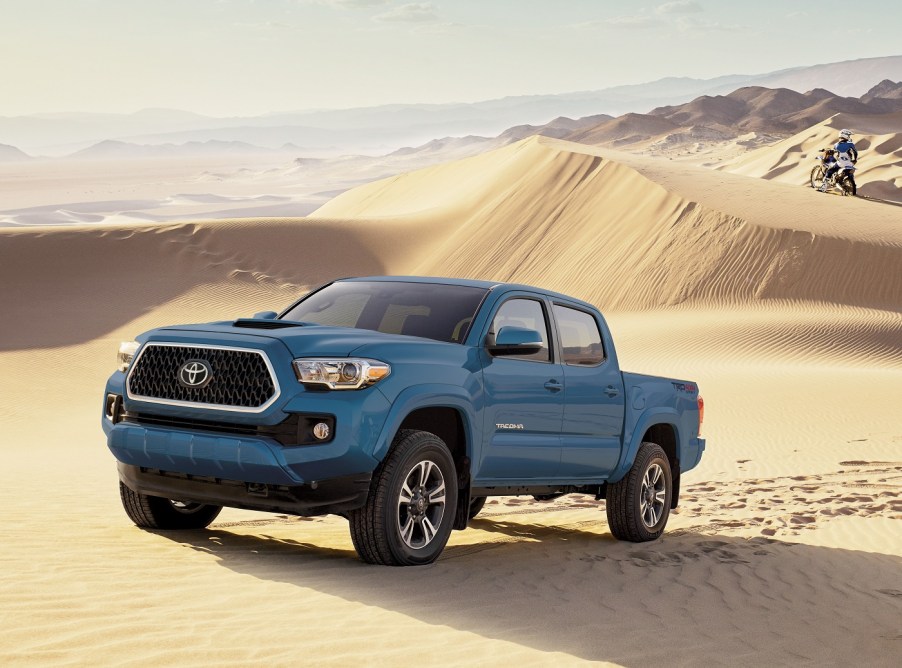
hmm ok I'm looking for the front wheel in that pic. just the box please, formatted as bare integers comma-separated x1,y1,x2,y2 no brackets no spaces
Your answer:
810,165,824,189
605,442,672,542
349,430,458,566
119,482,222,529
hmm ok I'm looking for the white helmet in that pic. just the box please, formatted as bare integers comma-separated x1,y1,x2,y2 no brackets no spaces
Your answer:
839,129,852,140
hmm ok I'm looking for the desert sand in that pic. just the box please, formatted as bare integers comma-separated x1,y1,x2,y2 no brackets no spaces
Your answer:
1,136,900,666
0,155,335,227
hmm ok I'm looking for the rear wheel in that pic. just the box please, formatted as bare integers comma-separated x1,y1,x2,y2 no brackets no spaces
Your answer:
468,496,487,519
119,482,222,529
349,430,458,566
838,172,857,196
606,442,672,542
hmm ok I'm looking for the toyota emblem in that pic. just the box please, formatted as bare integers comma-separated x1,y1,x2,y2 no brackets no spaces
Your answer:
178,360,212,388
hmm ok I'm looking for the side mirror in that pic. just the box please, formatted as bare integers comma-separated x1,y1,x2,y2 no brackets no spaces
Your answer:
253,311,278,320
487,326,544,356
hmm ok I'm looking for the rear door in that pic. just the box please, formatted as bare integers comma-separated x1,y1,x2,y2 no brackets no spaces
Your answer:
553,304,624,478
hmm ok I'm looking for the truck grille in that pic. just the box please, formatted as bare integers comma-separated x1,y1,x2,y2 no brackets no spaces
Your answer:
127,344,278,410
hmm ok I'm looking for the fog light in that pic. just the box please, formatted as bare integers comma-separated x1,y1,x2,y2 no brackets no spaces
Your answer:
312,422,331,441
105,393,123,423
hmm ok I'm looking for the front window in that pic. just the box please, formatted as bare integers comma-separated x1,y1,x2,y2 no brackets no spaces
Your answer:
490,298,551,362
280,281,488,344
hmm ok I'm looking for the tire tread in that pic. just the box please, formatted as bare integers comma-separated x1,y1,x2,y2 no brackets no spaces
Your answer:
348,429,456,566
606,442,670,542
119,481,221,530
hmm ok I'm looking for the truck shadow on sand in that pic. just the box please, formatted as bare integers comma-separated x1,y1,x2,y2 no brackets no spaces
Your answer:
163,516,902,665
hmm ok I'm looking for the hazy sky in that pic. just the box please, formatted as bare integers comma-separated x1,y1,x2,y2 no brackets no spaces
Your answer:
1,0,899,116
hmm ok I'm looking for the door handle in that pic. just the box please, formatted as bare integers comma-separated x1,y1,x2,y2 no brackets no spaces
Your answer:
544,380,563,392
604,385,620,397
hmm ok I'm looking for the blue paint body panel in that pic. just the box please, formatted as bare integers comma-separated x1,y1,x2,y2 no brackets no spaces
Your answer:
102,277,705,509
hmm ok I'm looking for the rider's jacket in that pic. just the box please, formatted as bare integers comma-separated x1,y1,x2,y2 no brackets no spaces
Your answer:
834,139,858,168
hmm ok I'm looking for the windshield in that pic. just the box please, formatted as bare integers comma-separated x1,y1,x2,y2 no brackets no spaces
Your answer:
280,281,488,344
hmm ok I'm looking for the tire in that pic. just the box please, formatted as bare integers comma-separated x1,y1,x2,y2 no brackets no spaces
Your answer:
119,481,222,530
840,173,857,196
605,442,672,542
468,496,487,520
810,165,824,189
348,430,458,566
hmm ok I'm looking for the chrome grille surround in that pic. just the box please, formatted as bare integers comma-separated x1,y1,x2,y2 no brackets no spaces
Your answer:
126,342,281,413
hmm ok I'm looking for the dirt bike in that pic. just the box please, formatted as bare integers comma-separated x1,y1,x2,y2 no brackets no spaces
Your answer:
810,151,857,196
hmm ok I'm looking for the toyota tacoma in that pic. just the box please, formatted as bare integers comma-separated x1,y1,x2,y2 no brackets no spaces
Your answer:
102,276,706,565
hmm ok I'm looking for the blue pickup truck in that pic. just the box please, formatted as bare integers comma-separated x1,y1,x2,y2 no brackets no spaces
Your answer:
103,276,705,566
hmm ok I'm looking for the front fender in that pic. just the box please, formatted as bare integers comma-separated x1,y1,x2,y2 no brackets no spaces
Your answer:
371,384,481,467
609,408,682,483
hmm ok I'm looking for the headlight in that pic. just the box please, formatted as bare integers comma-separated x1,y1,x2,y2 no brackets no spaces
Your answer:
117,341,139,373
293,358,390,390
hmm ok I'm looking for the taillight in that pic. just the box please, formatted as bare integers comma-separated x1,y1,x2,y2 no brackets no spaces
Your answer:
697,396,705,436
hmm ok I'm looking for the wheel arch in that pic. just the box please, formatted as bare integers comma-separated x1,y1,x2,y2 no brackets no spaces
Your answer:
610,409,683,484
643,423,678,476
371,385,478,475
396,406,469,476
642,423,681,508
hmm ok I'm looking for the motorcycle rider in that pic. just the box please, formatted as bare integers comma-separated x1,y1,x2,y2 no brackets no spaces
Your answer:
819,129,858,193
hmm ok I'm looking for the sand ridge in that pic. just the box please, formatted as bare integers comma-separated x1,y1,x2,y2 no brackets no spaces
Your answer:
318,136,902,310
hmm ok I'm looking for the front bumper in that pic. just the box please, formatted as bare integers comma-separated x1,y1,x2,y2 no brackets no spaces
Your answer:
102,332,397,517
107,416,377,515
118,462,371,516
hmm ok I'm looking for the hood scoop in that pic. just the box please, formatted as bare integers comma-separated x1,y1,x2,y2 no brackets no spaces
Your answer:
232,318,304,330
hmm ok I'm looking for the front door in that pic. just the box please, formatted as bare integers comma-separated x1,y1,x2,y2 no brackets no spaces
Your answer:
478,297,564,481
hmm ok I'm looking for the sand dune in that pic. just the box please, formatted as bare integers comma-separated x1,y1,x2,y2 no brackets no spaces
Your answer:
717,111,902,202
318,137,902,310
2,135,900,665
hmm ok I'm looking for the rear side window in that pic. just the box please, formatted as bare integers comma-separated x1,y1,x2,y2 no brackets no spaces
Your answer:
491,298,550,362
553,305,605,366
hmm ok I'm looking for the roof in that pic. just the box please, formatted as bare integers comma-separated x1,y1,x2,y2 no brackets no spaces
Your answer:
341,275,597,310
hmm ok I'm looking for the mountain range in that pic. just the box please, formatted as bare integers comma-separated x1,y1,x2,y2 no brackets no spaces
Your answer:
1,55,899,157
566,79,902,147
378,79,902,165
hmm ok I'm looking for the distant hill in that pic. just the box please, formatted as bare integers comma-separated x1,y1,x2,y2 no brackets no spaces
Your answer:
564,80,902,148
387,80,902,163
568,113,683,147
0,143,31,162
647,80,902,133
862,79,902,101
68,139,291,160
3,55,899,156
496,115,613,143
743,57,902,97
